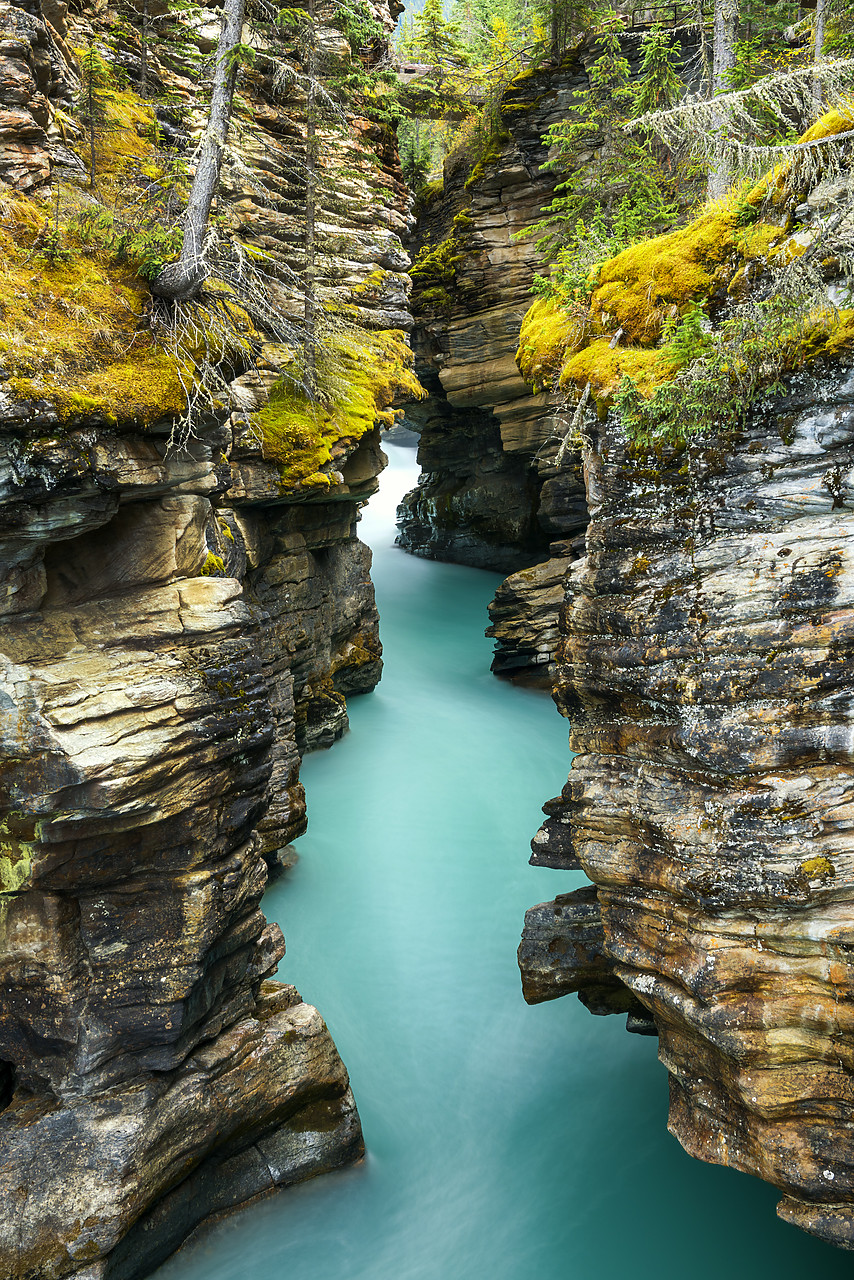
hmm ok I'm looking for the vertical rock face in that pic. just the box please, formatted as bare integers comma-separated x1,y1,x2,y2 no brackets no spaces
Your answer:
400,31,696,679
397,50,593,607
0,0,412,1274
525,367,854,1248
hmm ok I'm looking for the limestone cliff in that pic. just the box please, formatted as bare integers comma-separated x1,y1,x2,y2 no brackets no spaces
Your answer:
517,121,854,1246
0,0,414,1274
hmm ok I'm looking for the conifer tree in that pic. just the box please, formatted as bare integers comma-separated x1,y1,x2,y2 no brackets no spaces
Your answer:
631,24,685,116
529,16,675,258
150,0,245,300
77,45,112,189
410,0,472,102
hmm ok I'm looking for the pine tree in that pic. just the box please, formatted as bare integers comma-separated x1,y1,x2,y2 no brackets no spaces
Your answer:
536,0,592,57
411,0,472,98
150,0,245,300
632,25,685,117
77,45,112,189
530,16,674,255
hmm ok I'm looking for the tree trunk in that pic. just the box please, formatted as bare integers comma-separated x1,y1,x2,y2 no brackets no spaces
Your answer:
813,0,828,107
140,0,149,98
707,0,738,199
304,0,317,394
150,0,245,300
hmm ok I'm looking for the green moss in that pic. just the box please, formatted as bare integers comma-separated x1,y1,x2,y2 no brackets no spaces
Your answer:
0,192,206,426
410,210,476,315
413,179,444,216
0,812,35,895
464,132,510,189
516,108,854,421
254,326,424,492
801,855,835,881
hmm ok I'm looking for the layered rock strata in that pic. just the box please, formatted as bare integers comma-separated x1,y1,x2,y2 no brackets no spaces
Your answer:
516,121,854,1244
400,31,696,677
0,0,413,1273
398,52,588,595
520,373,854,1244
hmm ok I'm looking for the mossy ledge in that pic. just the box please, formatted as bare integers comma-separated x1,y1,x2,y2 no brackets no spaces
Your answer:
254,325,424,491
516,109,854,418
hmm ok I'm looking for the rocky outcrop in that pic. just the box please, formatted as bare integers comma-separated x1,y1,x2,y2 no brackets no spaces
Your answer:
517,137,854,1245
398,52,588,598
400,31,695,677
535,367,854,1247
0,0,414,1273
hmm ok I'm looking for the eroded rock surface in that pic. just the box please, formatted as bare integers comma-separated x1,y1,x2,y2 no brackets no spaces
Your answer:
527,367,854,1247
0,0,414,1271
399,32,695,677
396,50,593,604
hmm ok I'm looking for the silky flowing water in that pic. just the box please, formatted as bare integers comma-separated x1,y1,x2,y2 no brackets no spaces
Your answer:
155,442,849,1280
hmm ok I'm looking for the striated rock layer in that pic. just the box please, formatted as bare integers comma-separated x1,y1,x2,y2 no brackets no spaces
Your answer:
399,31,697,679
523,365,854,1247
0,0,414,1272
397,46,592,621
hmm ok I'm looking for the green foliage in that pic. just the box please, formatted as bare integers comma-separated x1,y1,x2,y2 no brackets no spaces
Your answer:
631,25,684,116
525,16,679,268
69,205,184,278
220,41,257,72
613,285,849,445
530,191,676,312
659,301,712,365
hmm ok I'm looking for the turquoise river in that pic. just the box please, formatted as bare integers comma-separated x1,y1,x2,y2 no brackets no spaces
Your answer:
154,441,850,1280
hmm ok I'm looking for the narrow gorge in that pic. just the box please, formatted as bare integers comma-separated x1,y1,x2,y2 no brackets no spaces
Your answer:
4,0,854,1276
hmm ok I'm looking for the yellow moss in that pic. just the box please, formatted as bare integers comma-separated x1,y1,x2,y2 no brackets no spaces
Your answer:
792,308,854,363
799,106,854,143
589,209,737,346
745,106,854,206
559,340,675,401
95,88,157,178
254,327,425,491
200,552,226,576
516,297,578,389
0,195,193,424
0,812,35,895
800,855,835,881
516,108,854,415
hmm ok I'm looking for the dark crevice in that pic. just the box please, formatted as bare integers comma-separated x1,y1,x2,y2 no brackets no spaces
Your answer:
0,1060,16,1112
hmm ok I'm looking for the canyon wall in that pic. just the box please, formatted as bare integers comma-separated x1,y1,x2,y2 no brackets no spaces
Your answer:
0,0,411,1274
516,128,854,1245
401,30,696,682
528,364,854,1248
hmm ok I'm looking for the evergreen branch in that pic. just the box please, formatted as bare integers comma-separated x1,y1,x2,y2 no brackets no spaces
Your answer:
627,57,854,150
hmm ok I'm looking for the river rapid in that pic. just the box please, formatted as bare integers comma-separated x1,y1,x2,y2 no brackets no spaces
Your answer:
154,441,850,1280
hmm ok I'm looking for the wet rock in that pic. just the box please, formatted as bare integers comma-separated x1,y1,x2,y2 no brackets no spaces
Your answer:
538,365,854,1248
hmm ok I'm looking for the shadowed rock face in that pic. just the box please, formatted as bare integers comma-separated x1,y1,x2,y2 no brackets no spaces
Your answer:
0,0,410,1271
400,31,697,679
398,52,591,598
526,367,854,1247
